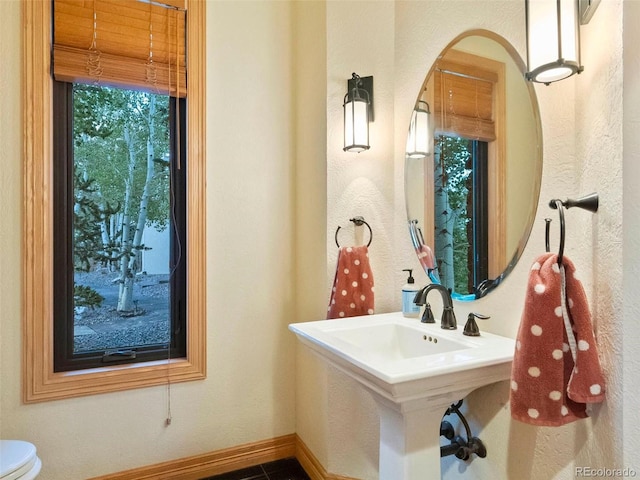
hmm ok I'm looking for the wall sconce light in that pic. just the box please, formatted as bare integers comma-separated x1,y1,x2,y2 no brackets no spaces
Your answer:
525,0,584,84
343,72,373,153
405,100,432,159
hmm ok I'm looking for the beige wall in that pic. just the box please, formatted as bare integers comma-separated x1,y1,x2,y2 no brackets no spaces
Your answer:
0,1,303,479
0,0,22,463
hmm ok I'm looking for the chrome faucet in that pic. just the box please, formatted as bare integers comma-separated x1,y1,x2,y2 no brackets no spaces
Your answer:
413,284,457,330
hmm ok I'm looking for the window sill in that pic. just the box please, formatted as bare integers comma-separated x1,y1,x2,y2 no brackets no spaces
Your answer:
25,357,205,403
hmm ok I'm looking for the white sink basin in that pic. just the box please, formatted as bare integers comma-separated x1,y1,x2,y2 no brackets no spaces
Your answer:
327,321,469,359
289,312,515,479
289,312,515,408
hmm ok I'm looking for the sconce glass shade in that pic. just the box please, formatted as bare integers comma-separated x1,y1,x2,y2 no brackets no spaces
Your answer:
525,0,583,84
406,101,432,158
343,79,370,153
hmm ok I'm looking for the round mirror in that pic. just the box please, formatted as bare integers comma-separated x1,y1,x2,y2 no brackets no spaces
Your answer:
404,30,542,301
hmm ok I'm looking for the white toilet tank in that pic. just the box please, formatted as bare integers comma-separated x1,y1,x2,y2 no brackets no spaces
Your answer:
0,440,41,480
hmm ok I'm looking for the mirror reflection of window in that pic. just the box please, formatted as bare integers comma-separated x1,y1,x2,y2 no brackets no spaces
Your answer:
424,49,504,296
434,135,489,294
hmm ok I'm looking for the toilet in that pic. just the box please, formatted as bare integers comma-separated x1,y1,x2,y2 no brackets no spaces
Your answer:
0,441,41,480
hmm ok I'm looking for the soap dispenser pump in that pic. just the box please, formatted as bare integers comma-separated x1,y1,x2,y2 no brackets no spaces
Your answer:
463,313,490,336
401,269,420,318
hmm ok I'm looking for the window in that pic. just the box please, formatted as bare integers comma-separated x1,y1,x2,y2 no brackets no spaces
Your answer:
22,0,206,402
52,82,187,371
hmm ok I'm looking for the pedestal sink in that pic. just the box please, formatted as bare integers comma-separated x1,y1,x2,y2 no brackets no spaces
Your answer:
289,312,515,480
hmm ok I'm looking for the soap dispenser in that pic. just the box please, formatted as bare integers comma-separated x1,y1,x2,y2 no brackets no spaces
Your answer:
402,269,420,318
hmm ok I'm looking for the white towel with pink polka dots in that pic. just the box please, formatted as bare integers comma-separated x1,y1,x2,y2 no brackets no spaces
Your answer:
510,252,606,426
327,245,375,319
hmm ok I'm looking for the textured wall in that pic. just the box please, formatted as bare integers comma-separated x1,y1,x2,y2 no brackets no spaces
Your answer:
323,3,396,476
572,0,624,474
309,0,628,478
622,0,640,466
326,1,397,316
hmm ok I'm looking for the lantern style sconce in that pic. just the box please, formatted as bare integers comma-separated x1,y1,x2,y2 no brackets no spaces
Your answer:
343,73,373,153
525,0,600,85
406,100,432,159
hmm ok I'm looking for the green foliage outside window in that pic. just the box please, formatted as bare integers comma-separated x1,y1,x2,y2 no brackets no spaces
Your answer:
434,135,473,294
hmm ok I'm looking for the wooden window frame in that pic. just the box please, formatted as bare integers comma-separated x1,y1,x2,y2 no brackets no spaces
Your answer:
22,0,206,403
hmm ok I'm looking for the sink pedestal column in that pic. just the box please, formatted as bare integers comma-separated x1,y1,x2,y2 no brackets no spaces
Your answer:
375,395,465,480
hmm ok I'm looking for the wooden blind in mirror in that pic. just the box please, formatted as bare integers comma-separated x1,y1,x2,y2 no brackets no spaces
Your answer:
433,50,498,142
53,0,186,97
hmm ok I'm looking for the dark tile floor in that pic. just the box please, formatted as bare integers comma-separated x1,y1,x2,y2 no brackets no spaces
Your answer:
201,457,310,480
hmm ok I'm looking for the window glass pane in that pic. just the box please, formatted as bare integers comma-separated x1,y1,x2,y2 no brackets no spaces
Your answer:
72,84,172,354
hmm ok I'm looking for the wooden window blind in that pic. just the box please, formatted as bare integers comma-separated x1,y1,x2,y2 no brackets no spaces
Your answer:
433,54,498,142
53,0,186,97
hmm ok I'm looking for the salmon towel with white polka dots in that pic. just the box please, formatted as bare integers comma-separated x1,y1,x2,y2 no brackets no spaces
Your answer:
327,245,375,319
510,252,605,426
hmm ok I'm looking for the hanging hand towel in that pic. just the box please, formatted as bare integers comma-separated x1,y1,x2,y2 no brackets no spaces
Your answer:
510,252,605,426
327,245,375,319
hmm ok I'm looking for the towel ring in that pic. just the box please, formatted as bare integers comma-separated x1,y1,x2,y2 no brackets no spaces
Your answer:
335,216,373,248
547,193,599,265
549,199,566,265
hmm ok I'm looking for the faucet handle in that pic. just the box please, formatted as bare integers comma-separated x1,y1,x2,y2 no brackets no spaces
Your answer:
421,303,435,324
463,313,490,336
